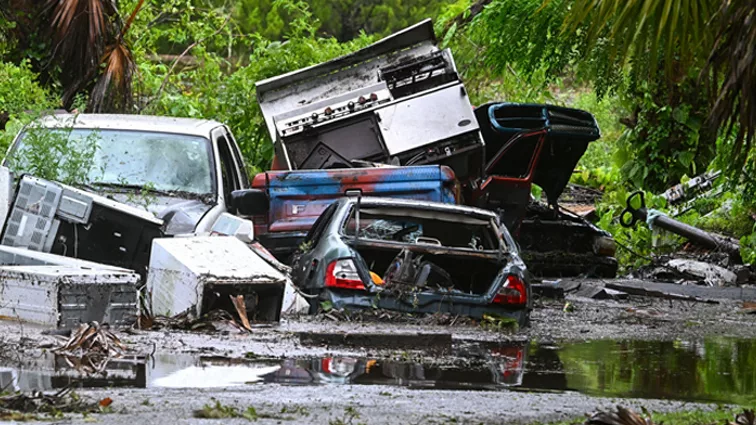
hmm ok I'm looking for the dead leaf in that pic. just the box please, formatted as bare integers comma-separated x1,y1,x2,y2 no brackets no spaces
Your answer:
230,295,252,331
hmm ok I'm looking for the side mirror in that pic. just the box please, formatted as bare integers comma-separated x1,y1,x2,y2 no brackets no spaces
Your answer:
231,189,269,216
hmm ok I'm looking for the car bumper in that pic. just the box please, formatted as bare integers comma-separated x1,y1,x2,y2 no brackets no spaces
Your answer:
321,289,530,327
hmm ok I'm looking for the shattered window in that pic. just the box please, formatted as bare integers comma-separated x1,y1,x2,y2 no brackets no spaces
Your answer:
342,206,500,250
11,129,214,195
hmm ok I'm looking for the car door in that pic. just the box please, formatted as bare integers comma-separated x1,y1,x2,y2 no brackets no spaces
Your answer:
212,127,244,210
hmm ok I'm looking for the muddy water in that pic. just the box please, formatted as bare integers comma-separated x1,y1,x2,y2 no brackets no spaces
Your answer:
2,338,755,404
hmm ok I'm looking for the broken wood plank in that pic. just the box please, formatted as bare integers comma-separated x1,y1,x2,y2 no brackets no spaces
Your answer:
230,295,253,331
570,278,756,302
604,282,719,304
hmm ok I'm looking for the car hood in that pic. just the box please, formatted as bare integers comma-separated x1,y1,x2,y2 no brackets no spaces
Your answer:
474,102,600,205
106,193,215,236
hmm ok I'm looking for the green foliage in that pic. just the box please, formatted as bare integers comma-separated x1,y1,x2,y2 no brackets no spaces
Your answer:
223,0,457,41
123,0,376,174
481,314,518,332
593,188,673,270
0,61,54,117
559,0,716,84
193,400,259,420
616,77,713,191
6,120,102,186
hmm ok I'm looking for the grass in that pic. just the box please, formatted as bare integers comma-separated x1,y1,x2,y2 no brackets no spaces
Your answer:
549,406,749,425
652,408,747,425
193,400,259,420
194,399,308,421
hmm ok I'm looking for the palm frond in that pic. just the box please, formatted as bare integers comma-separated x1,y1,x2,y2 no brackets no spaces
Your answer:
87,0,144,113
88,42,134,112
703,0,756,168
44,0,119,105
560,0,717,81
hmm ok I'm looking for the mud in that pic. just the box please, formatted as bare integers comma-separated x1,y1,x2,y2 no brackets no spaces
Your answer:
1,279,755,423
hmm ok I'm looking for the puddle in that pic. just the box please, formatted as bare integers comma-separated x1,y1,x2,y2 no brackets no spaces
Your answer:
2,338,755,404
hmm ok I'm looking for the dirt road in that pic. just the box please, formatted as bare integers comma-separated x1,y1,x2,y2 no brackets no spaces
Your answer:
2,282,755,424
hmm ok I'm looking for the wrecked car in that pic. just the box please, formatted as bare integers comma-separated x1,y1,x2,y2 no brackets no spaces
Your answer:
290,196,532,325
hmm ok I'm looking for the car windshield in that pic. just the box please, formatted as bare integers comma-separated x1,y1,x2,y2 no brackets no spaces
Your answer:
9,129,214,195
342,205,504,251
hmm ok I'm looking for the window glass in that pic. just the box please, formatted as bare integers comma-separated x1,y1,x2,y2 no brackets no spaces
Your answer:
11,129,214,195
342,207,499,250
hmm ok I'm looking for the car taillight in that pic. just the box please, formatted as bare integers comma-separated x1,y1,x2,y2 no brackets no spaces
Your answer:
325,259,366,290
493,276,527,305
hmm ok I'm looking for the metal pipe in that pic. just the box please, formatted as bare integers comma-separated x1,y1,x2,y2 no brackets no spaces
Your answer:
620,191,740,256
651,214,740,254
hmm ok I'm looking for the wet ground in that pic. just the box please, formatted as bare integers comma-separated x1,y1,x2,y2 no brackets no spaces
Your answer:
2,284,756,423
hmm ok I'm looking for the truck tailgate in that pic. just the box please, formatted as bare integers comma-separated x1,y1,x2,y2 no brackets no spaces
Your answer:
253,165,457,238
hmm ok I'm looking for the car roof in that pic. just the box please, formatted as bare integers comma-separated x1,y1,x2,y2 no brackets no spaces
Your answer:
33,114,224,138
341,196,498,220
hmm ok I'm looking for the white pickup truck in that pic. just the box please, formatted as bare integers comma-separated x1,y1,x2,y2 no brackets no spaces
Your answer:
0,113,304,328
3,113,267,235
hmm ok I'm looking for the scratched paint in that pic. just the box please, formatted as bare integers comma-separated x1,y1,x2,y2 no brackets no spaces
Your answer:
253,165,457,237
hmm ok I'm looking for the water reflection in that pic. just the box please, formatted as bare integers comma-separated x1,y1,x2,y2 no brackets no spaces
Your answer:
1,338,755,404
545,338,756,404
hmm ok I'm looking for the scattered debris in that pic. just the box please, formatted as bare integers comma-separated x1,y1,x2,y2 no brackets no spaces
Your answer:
313,308,478,327
585,405,653,425
142,310,254,333
742,302,756,314
604,281,720,304
0,246,140,328
573,284,628,300
53,322,127,373
732,409,756,425
531,283,565,299
664,258,738,286
0,388,101,420
620,190,740,258
147,236,287,322
230,295,253,331
193,400,258,420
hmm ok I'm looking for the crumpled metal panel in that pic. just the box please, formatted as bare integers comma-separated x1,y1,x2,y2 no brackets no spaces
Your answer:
147,236,287,318
0,262,140,328
256,19,438,143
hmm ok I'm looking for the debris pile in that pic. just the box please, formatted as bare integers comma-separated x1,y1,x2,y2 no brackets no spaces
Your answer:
53,322,126,373
315,307,477,327
619,173,756,287
141,309,256,333
585,405,654,425
0,388,100,421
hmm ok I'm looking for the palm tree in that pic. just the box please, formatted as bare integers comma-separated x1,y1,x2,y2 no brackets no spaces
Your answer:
4,0,144,112
557,0,755,169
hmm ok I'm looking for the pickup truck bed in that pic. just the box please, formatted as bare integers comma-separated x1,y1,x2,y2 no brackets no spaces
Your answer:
252,165,458,260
